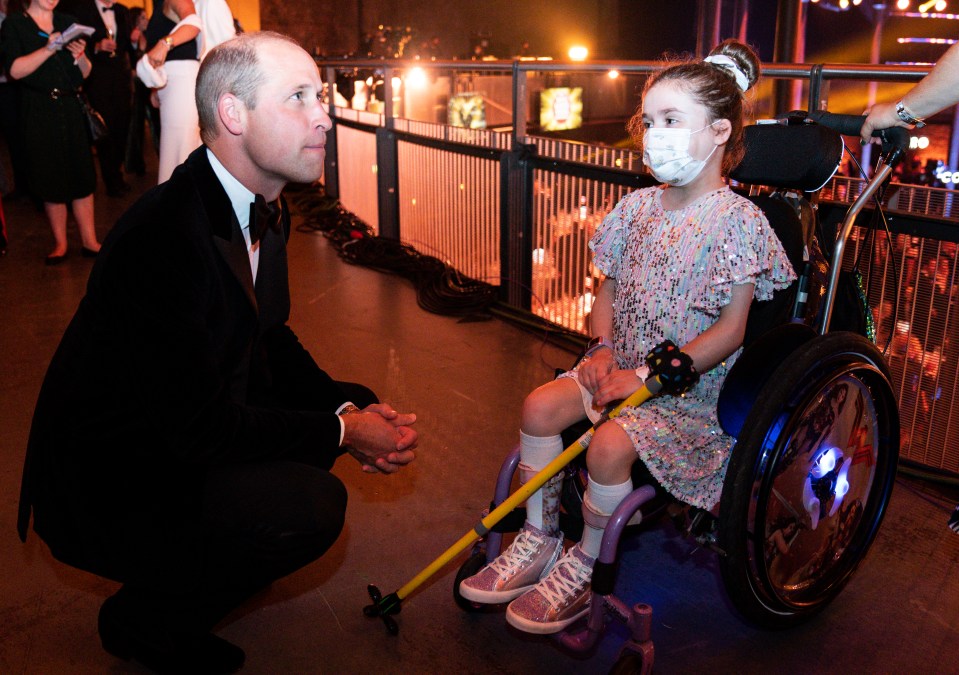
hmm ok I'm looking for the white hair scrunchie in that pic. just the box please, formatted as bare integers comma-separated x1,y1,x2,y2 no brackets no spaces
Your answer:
704,54,749,92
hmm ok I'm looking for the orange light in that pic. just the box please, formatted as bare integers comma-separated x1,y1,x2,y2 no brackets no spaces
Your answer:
406,67,427,88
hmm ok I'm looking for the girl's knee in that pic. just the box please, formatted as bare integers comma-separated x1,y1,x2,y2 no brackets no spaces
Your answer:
586,423,634,479
521,382,569,435
521,378,595,438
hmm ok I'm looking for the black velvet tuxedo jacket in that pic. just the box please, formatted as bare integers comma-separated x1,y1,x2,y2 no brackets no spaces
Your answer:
18,147,350,581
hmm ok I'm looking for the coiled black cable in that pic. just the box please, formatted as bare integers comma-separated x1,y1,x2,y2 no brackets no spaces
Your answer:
287,185,498,319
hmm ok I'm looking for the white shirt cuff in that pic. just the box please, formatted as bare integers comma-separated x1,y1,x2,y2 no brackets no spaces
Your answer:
335,401,357,446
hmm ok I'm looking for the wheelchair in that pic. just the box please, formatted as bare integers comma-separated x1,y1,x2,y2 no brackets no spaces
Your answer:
452,112,907,674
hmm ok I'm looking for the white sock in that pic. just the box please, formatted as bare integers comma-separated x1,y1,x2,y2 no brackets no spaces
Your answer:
519,431,563,531
581,475,633,559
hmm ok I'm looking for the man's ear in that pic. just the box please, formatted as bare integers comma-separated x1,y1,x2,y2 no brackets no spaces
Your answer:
712,118,733,145
218,93,245,137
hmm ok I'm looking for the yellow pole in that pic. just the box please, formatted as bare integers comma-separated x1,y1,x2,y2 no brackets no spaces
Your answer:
392,380,658,603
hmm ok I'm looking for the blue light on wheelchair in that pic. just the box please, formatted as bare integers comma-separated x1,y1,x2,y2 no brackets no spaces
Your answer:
802,446,850,529
835,470,850,501
811,446,840,478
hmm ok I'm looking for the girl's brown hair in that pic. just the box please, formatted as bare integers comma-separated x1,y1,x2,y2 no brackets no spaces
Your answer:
627,39,761,176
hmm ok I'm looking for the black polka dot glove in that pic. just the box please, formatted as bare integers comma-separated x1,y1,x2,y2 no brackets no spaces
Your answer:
644,340,699,396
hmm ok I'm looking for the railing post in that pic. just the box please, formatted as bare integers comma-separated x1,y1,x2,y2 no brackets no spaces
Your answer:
511,61,528,147
375,67,400,240
500,60,536,310
807,63,824,113
382,66,394,129
323,65,340,200
375,127,400,240
500,142,535,309
501,61,533,309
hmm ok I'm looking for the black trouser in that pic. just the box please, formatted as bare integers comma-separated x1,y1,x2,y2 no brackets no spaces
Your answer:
93,102,132,193
108,382,376,637
109,456,347,637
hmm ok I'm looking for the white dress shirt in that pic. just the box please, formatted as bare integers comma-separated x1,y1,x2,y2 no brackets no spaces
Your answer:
206,148,260,281
95,0,117,37
206,149,352,443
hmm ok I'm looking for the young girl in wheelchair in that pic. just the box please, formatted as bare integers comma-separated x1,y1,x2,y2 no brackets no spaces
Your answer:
460,39,797,634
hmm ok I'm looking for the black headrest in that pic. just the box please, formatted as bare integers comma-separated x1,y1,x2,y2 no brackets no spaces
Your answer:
730,122,843,192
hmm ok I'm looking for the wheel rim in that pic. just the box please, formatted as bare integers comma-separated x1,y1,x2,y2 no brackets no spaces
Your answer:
745,365,895,611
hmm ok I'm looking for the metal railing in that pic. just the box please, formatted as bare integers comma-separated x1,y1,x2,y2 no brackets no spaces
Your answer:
315,57,959,474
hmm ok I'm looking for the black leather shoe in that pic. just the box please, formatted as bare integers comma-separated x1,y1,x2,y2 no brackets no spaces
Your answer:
99,596,245,674
45,252,67,266
81,247,99,258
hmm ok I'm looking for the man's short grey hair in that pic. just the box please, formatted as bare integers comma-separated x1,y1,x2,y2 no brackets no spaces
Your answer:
196,31,302,144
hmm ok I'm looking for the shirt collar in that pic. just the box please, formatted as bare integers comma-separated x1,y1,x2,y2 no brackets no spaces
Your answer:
95,0,113,11
206,148,255,231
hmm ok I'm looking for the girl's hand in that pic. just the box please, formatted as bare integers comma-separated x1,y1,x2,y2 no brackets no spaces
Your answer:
578,348,615,394
593,365,649,408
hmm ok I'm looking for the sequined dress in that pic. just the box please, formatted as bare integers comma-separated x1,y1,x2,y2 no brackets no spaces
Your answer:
571,186,795,509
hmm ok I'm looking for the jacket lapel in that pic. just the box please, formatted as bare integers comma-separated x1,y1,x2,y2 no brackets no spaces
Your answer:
186,148,258,311
254,196,291,334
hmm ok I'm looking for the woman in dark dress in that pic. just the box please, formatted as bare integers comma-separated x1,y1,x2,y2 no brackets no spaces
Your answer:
1,0,100,264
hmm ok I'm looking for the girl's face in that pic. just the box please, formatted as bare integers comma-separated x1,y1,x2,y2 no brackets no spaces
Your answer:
642,80,719,164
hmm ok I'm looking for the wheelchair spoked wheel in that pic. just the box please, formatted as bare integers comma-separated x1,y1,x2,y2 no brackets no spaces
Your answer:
718,332,899,628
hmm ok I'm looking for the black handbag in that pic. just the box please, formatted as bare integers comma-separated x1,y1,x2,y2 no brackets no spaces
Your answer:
80,94,109,142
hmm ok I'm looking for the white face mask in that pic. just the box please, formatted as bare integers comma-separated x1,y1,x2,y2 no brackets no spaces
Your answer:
642,122,719,186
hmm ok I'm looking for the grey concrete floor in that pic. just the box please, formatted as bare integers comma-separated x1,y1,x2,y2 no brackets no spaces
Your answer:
2,159,959,674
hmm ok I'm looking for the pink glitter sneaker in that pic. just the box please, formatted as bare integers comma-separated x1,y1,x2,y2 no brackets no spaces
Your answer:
458,522,563,604
505,544,594,634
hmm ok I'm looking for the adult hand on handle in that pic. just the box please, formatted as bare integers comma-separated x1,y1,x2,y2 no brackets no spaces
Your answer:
860,102,909,145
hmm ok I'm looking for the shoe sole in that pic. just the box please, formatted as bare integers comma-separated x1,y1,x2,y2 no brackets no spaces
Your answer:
504,602,590,635
458,581,537,604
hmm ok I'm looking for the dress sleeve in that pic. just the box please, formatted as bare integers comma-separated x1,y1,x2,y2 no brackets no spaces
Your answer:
697,197,797,313
589,191,635,279
1,16,26,73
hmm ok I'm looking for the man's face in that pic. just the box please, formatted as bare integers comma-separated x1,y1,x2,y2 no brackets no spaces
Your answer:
241,40,332,194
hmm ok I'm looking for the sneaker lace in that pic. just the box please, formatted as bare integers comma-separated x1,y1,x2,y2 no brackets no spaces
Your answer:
489,529,543,576
538,551,590,610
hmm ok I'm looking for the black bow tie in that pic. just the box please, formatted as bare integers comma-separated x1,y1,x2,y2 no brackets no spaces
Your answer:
249,194,282,245
101,5,114,11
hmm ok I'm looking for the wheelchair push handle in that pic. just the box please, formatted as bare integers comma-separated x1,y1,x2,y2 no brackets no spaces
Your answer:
808,110,908,334
805,110,909,165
